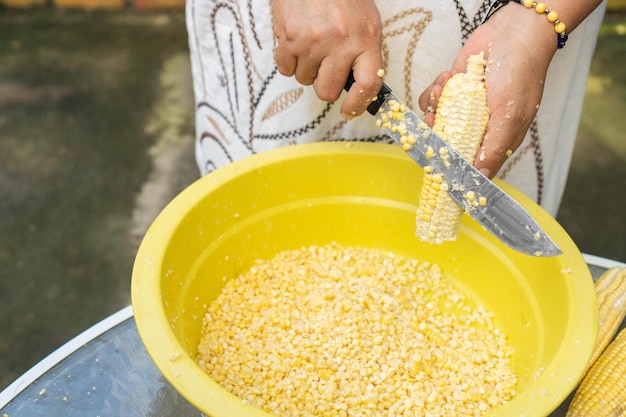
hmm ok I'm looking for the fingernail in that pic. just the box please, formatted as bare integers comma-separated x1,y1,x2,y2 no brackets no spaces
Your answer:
479,167,491,178
426,90,436,113
423,112,435,128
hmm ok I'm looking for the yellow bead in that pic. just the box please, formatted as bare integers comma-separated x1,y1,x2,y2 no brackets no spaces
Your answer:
554,21,566,34
534,2,546,13
522,0,534,8
546,10,558,22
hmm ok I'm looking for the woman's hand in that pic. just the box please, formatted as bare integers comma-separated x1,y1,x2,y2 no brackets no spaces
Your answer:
272,0,384,119
419,6,558,178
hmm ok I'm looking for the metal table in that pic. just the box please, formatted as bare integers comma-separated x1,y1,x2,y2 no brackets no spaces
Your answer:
1,254,623,417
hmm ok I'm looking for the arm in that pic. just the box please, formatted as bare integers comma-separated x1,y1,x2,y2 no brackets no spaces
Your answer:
272,0,384,119
419,0,605,178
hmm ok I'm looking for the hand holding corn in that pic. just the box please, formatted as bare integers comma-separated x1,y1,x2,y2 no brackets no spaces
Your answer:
419,5,556,180
419,0,603,180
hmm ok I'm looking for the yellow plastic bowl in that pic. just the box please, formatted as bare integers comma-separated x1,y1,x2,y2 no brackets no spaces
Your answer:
131,142,596,417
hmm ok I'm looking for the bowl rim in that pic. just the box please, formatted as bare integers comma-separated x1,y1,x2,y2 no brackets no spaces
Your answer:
131,142,597,417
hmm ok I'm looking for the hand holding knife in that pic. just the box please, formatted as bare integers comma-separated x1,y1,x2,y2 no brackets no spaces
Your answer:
345,71,562,257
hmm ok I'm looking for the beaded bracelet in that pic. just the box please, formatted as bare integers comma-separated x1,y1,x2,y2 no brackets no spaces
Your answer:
484,0,568,49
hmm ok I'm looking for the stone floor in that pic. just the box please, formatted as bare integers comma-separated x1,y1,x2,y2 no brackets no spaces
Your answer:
0,11,198,389
0,9,624,391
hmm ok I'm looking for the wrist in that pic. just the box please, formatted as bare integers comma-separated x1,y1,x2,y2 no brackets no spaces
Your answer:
484,0,565,54
484,2,559,61
519,0,568,49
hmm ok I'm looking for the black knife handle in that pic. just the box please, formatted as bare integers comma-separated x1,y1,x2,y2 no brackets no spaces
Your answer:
344,70,392,116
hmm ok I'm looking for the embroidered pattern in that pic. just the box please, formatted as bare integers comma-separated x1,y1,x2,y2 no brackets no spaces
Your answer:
382,8,433,107
499,119,545,204
261,88,304,121
454,0,493,42
189,0,545,203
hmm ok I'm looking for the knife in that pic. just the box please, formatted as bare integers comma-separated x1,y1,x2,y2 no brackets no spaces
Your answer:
345,72,562,257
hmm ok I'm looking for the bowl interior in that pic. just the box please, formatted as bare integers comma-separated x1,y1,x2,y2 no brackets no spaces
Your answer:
132,142,596,417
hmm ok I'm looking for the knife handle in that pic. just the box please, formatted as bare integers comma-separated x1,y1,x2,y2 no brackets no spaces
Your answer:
344,70,392,116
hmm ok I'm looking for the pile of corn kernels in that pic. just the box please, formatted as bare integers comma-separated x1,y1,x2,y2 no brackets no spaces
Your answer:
197,243,517,417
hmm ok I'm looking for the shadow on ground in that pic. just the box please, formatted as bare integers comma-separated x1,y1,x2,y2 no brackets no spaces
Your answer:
0,10,198,389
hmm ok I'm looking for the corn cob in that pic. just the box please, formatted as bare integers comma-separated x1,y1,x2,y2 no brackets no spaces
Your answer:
415,52,489,244
584,265,626,376
566,326,626,416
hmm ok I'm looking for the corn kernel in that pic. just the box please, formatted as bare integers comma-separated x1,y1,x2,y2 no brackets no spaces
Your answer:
198,243,517,417
415,52,489,245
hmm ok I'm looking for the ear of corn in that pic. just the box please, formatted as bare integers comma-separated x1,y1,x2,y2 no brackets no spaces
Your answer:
584,265,626,375
565,265,626,416
415,52,489,244
566,326,626,417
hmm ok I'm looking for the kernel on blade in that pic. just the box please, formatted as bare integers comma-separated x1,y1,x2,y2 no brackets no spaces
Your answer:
346,61,562,256
414,52,489,244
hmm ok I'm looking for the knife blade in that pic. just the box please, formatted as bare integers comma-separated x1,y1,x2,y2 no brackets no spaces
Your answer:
345,72,562,257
